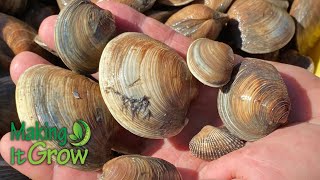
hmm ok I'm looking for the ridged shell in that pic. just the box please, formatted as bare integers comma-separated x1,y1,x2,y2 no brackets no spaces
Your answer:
0,77,20,138
165,4,228,40
227,0,295,54
189,125,245,161
0,0,28,16
16,65,118,170
55,0,116,74
218,58,291,141
192,0,233,12
187,38,235,87
290,0,320,54
99,32,197,139
0,156,28,180
264,0,289,9
100,155,182,180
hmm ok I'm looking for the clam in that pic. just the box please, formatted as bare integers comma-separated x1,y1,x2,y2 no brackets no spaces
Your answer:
218,58,290,141
0,13,61,65
192,0,233,12
189,125,245,161
0,77,20,138
15,64,119,170
99,32,197,139
264,0,289,9
227,0,295,54
145,9,178,23
57,0,98,9
165,4,228,40
54,0,116,74
290,0,320,54
0,0,28,16
100,155,182,180
187,38,236,87
109,0,156,12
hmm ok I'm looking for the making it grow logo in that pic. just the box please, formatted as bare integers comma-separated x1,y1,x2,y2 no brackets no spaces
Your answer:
10,120,91,165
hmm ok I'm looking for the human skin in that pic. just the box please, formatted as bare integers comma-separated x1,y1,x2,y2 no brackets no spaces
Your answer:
1,2,320,180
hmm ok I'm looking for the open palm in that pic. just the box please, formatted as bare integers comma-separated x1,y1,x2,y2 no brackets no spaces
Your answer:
1,2,320,180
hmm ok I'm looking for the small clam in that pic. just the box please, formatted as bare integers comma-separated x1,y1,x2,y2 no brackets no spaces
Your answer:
218,58,291,141
99,32,197,139
187,38,236,87
55,0,116,74
16,64,119,170
165,4,229,40
100,155,182,180
109,0,156,12
192,0,233,12
290,0,320,54
0,0,28,16
0,77,20,138
227,0,295,54
189,125,245,161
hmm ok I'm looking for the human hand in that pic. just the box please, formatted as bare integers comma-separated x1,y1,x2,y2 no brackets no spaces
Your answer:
1,1,320,179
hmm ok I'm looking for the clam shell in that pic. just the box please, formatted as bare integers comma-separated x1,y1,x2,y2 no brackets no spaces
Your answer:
290,0,320,54
189,125,245,161
218,58,291,141
16,64,118,170
145,9,178,23
165,4,228,40
100,155,182,180
227,0,295,54
0,0,28,16
187,38,235,87
57,0,99,9
0,77,20,138
99,32,197,139
55,0,116,74
192,0,233,12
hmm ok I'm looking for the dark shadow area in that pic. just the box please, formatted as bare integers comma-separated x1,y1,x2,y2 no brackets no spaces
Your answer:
0,155,29,180
178,167,199,180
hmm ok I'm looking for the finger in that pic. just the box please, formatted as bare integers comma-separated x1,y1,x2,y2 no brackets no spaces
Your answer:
0,133,54,179
52,165,100,180
10,51,52,84
38,2,192,58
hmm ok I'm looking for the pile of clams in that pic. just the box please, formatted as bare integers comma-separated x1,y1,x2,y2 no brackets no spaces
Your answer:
0,0,318,178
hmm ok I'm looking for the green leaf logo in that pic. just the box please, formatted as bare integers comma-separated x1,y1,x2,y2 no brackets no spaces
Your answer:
69,120,91,147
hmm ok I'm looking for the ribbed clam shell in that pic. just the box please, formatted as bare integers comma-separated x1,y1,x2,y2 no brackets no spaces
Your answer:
57,0,99,9
189,125,245,160
192,0,233,12
16,65,118,170
0,0,28,16
55,0,116,74
227,0,295,54
218,58,291,141
264,0,289,9
100,155,182,180
99,32,197,139
0,156,29,180
0,77,19,138
290,0,320,54
187,38,235,87
165,4,228,40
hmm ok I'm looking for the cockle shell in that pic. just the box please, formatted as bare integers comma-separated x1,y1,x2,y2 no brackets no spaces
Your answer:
99,32,197,139
189,125,245,161
0,0,28,16
165,4,228,40
218,58,291,141
227,0,295,54
187,38,236,87
100,155,182,180
55,0,116,74
16,65,119,170
192,0,233,12
290,0,320,54
0,77,20,138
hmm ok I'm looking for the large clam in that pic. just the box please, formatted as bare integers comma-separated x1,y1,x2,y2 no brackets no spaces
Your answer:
218,58,290,141
99,32,197,139
227,0,295,54
165,4,228,40
54,0,116,74
100,155,182,180
15,64,119,170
